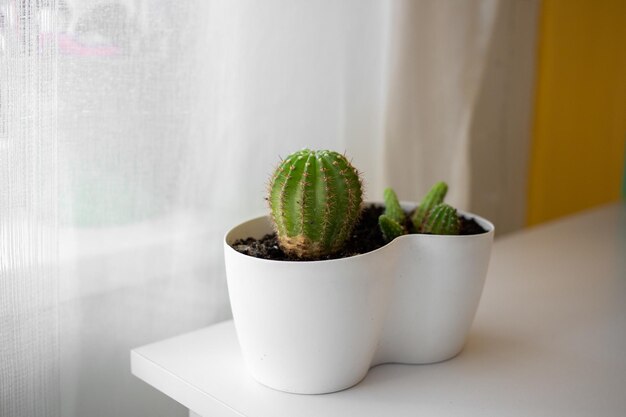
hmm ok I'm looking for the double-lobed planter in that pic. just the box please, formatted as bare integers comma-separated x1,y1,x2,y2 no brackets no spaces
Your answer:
224,202,494,394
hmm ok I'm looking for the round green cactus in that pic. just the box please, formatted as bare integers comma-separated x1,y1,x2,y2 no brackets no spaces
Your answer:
268,149,363,259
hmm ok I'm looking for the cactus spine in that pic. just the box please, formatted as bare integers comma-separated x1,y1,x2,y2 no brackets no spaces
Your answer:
420,203,460,235
268,149,363,259
411,181,448,230
378,187,407,242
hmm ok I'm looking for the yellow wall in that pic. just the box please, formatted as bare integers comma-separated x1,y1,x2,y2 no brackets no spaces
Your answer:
528,0,626,225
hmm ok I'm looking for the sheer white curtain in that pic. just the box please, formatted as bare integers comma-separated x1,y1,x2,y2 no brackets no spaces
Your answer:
1,1,538,416
382,0,538,231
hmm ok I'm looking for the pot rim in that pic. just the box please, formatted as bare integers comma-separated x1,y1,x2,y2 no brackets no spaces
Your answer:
224,202,495,265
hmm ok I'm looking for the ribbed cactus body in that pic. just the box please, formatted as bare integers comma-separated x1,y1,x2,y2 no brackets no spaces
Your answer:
379,187,407,242
268,149,363,259
420,203,460,235
411,181,448,230
383,188,405,224
379,214,405,242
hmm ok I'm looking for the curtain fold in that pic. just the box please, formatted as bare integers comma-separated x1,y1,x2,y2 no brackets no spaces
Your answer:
1,1,538,416
1,1,59,416
382,0,539,233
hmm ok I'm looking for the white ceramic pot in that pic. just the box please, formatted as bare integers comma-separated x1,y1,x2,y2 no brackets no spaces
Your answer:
224,204,494,394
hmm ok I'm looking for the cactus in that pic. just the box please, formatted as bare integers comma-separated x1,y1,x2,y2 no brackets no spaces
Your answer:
268,149,363,259
411,181,448,230
378,214,405,242
420,203,460,235
383,187,405,224
378,187,407,242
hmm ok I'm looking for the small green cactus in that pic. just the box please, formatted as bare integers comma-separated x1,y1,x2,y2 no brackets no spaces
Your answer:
268,149,363,259
411,181,448,230
378,214,405,242
378,187,407,242
382,188,405,224
420,203,460,235
378,181,462,239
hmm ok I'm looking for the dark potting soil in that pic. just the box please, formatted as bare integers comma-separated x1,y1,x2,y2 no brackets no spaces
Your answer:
231,205,487,261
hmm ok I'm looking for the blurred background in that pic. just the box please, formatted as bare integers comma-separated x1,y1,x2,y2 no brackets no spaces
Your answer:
1,0,624,416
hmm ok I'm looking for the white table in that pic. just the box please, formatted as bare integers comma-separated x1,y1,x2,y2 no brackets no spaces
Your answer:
131,203,626,417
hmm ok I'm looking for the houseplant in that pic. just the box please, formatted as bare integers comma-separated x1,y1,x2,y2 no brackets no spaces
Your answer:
224,149,494,394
